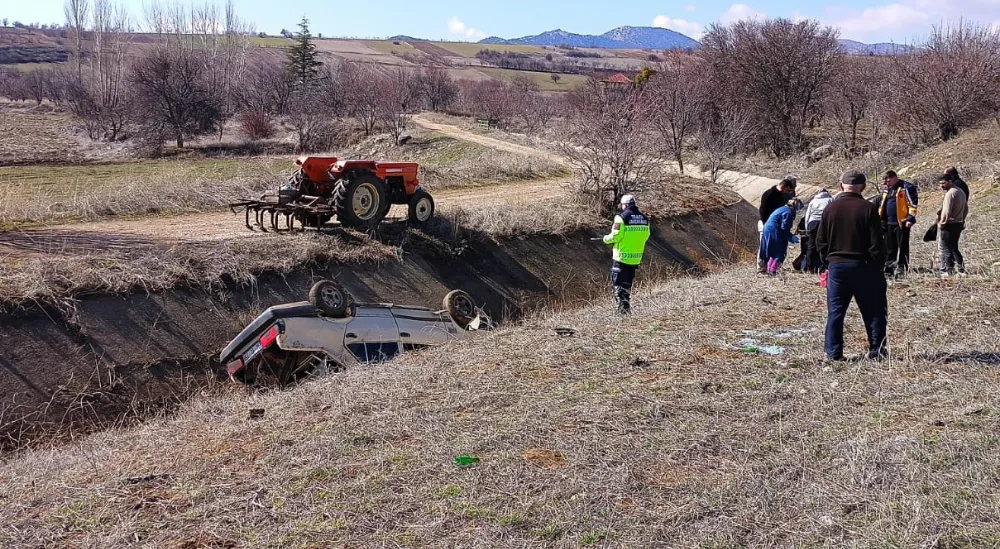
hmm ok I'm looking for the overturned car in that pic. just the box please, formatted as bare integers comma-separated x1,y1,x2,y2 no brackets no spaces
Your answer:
220,280,486,386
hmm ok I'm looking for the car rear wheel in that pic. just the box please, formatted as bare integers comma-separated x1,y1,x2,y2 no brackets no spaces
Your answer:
309,280,351,318
443,289,477,328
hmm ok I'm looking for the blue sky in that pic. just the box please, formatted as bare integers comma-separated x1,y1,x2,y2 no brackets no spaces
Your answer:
5,0,996,44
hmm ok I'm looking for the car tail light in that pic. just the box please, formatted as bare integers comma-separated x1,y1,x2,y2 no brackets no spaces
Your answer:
259,325,280,348
226,358,244,375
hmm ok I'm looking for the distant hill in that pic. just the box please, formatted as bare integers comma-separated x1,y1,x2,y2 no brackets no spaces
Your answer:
388,35,426,42
478,26,906,55
480,26,699,50
837,39,914,55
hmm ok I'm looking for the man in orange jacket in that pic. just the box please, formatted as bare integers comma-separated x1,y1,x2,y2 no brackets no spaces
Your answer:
874,170,918,279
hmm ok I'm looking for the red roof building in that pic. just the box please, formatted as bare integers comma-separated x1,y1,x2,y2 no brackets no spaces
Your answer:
601,73,632,85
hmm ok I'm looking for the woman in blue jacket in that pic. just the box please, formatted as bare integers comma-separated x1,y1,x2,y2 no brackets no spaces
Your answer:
759,199,802,275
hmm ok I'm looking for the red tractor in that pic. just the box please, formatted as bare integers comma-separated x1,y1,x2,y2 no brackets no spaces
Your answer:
231,156,435,232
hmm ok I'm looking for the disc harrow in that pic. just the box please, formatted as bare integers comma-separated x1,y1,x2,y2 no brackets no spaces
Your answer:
230,156,434,234
229,195,335,233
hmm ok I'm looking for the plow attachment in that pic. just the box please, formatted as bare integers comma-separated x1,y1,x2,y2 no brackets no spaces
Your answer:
229,195,335,232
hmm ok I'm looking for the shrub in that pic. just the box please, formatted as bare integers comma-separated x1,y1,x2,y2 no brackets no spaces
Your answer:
239,110,276,141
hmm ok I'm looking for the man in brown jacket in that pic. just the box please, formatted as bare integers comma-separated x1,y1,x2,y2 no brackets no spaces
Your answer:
937,174,969,277
816,169,888,361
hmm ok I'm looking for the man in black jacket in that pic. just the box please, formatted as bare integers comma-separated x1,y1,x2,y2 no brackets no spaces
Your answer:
756,175,797,273
816,169,889,361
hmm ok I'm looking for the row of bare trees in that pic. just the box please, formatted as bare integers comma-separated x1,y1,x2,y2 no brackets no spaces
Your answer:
698,18,1000,156
556,17,1000,211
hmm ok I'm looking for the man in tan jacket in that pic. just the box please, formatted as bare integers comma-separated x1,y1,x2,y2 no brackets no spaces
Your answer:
936,173,969,277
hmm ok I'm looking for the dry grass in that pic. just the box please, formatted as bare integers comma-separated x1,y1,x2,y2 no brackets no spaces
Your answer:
348,132,568,190
434,201,603,239
0,158,287,227
0,231,397,308
0,103,117,166
474,67,589,91
2,252,999,547
430,41,549,57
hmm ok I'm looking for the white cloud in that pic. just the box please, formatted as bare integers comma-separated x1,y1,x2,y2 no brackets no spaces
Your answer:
447,16,487,41
827,3,929,42
652,15,704,39
721,3,766,24
817,0,1000,43
684,4,697,12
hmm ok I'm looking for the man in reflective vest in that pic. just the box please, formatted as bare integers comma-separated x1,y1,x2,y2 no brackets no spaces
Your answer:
603,194,651,315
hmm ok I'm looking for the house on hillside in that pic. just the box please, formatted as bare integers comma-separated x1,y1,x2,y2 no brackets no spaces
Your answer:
601,73,632,86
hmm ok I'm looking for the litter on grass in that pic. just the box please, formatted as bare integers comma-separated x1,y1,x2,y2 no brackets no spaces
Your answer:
742,328,816,340
454,455,480,467
739,338,786,356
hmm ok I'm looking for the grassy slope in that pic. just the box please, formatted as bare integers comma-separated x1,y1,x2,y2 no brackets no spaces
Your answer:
731,120,1000,191
3,239,999,547
432,41,548,56
474,67,589,91
2,157,999,548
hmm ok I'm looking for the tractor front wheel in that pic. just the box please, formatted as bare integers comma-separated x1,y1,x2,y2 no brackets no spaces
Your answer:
408,191,435,224
333,171,388,230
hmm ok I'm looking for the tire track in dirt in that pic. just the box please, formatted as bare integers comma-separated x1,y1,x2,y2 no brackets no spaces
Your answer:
411,114,568,166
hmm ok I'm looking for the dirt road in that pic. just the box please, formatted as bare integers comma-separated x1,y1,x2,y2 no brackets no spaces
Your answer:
411,114,567,166
412,116,822,205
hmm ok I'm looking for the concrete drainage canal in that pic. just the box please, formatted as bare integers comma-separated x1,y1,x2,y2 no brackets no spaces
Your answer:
0,200,758,452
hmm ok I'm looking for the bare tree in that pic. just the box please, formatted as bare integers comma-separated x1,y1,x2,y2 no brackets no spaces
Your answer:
0,67,19,100
699,18,840,156
20,69,50,104
825,56,888,154
520,93,557,134
891,21,1000,142
558,78,658,212
344,62,383,136
63,0,89,81
648,55,705,173
465,79,516,125
89,0,131,139
232,55,294,115
287,84,336,152
129,46,224,148
379,68,418,145
416,66,458,111
284,62,346,151
696,105,754,183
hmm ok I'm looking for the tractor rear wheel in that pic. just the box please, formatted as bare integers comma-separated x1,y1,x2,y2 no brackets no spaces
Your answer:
332,171,388,230
408,190,435,224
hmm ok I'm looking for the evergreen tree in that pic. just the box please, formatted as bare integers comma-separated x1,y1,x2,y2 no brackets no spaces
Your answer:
287,16,322,85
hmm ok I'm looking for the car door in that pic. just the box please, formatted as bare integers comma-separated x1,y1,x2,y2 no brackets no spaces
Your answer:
390,305,459,347
344,307,402,364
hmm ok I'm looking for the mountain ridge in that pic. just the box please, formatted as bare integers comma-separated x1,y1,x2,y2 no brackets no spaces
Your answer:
479,25,698,50
474,25,912,55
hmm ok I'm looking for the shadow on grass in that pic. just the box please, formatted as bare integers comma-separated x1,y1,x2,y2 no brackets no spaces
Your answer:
926,352,1000,365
